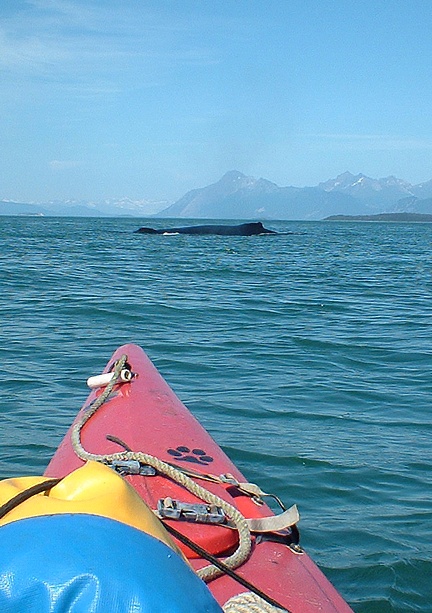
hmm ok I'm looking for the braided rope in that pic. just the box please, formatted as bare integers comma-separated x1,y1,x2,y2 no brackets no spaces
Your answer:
223,591,287,612
71,355,252,582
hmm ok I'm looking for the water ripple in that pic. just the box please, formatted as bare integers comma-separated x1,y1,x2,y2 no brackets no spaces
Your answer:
1,217,432,611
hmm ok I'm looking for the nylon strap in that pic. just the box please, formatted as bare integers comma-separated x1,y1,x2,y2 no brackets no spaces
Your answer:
246,505,299,533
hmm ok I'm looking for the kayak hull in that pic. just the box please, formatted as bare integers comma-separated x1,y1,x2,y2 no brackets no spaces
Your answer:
45,344,352,612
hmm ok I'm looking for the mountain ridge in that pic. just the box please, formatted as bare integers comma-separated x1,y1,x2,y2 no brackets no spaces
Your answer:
2,171,432,219
157,170,432,220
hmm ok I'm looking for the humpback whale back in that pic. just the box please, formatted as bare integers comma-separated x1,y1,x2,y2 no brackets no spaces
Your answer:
134,222,277,236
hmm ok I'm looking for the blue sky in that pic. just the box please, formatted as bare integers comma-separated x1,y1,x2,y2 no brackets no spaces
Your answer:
1,0,432,202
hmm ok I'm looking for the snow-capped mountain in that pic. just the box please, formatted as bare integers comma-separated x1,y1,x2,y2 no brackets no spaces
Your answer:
157,171,280,218
0,197,171,217
318,172,416,205
157,171,432,219
3,171,432,219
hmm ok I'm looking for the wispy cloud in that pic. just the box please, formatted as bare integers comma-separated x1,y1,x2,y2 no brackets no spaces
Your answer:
27,0,96,23
311,133,432,151
0,0,218,86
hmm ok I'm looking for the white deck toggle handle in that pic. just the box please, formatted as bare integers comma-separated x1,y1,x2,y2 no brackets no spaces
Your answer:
86,369,133,389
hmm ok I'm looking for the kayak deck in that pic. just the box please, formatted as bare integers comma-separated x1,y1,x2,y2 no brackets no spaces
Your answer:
45,344,353,612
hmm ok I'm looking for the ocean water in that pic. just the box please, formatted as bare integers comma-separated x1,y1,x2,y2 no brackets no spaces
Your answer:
1,216,431,612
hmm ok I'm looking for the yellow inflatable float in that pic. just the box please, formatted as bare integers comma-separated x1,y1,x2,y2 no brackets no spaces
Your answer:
0,460,182,555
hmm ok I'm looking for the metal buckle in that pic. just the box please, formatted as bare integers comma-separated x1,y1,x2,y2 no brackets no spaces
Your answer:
157,497,226,525
109,460,156,476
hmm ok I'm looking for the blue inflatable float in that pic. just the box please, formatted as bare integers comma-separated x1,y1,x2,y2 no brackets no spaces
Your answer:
0,514,222,612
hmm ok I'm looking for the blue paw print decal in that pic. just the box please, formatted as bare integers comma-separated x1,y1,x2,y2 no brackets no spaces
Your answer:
167,446,214,466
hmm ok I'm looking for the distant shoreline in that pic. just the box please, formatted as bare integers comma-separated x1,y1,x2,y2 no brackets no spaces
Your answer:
324,213,432,222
